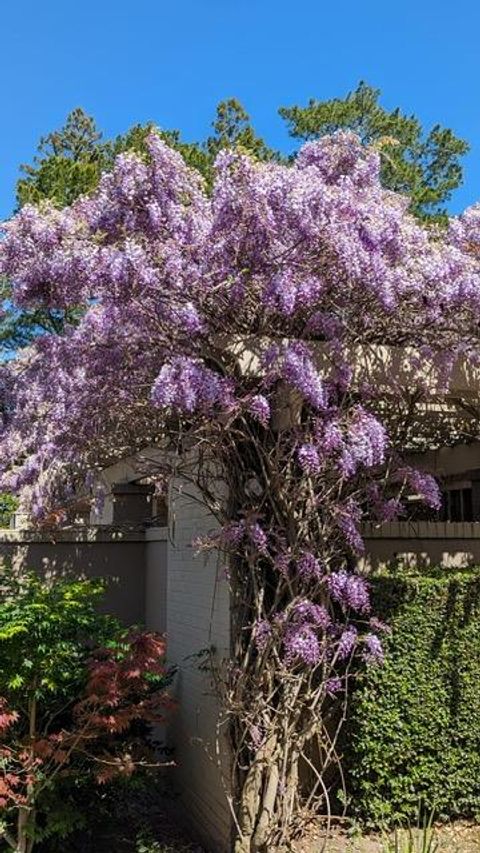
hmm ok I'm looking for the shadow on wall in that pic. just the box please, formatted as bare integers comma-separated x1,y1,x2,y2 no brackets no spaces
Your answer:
0,528,148,626
361,521,480,573
363,547,480,573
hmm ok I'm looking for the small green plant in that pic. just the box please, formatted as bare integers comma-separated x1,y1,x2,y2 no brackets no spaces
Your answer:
136,830,163,852
135,831,200,853
382,811,439,853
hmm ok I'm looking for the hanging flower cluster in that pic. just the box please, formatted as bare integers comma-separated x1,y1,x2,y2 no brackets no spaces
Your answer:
1,129,480,849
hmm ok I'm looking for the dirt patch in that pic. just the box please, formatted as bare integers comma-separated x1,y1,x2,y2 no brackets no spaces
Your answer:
291,820,480,852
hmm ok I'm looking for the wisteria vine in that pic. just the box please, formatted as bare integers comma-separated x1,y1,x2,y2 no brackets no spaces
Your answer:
1,130,480,850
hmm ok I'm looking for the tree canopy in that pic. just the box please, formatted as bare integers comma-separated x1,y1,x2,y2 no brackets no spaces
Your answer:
1,87,469,352
1,100,273,352
15,98,272,210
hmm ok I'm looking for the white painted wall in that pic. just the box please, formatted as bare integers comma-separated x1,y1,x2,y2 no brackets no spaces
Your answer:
166,478,232,852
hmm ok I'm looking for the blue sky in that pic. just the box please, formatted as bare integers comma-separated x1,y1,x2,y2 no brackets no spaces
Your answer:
1,0,479,219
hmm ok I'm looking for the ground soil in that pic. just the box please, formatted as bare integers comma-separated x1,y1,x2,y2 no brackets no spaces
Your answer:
292,820,480,852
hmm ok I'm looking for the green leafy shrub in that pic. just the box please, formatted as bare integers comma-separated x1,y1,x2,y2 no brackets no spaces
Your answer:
344,569,480,826
0,494,18,528
0,568,172,852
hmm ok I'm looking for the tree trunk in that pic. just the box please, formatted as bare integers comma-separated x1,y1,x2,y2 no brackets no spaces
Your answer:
251,760,279,849
234,735,279,852
16,808,29,853
15,692,38,853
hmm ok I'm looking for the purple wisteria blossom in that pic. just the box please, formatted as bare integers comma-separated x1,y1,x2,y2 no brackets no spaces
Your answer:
291,599,330,628
249,522,269,555
398,467,441,510
336,499,365,554
280,599,331,667
263,272,325,316
375,497,402,522
320,420,344,452
216,519,269,555
283,624,321,667
362,633,385,664
326,571,371,614
297,552,324,582
297,443,321,474
264,342,328,410
0,127,477,840
325,676,343,696
151,357,234,414
0,131,476,523
248,394,271,426
274,552,292,577
339,407,387,478
219,522,245,548
337,627,358,660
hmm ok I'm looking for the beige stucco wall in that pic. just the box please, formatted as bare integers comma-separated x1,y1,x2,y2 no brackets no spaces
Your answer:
0,527,148,625
363,521,480,570
228,337,480,398
145,527,168,633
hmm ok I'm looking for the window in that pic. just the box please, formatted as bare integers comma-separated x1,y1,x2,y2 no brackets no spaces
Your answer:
441,487,473,522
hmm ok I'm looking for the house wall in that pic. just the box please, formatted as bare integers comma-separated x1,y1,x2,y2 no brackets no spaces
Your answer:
166,478,232,853
408,442,480,478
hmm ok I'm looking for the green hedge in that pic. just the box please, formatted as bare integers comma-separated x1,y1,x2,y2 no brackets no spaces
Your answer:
343,569,480,826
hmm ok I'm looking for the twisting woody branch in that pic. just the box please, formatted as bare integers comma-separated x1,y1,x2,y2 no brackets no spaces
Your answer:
1,131,480,849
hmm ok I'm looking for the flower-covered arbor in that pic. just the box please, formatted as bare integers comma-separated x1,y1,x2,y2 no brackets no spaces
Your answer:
1,132,480,849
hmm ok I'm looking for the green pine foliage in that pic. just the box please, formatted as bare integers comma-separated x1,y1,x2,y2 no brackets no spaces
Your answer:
205,97,277,164
280,81,469,221
344,569,480,826
14,99,273,212
16,108,104,209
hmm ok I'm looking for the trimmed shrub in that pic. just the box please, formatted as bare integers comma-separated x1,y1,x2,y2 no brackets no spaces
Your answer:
344,569,480,825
